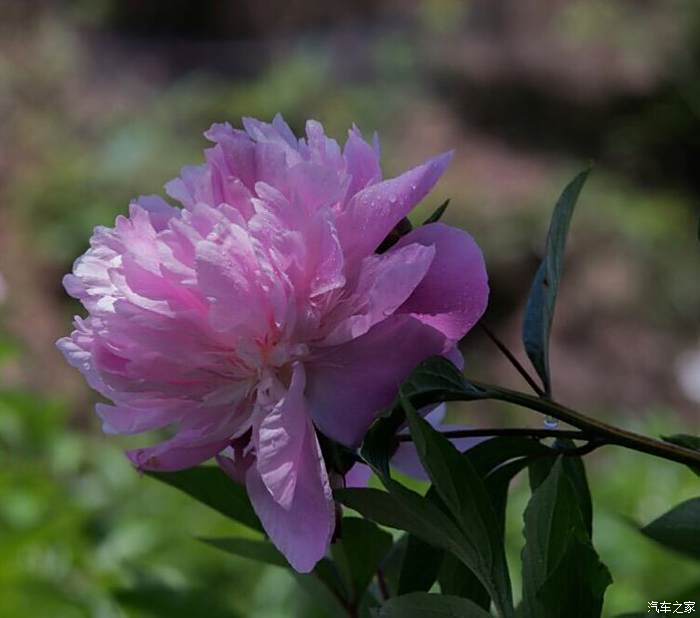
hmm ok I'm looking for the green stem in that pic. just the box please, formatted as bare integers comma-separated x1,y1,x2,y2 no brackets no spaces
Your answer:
470,380,700,468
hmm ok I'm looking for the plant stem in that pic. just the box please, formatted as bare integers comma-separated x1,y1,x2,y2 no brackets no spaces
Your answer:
479,323,546,397
470,380,700,468
396,427,586,442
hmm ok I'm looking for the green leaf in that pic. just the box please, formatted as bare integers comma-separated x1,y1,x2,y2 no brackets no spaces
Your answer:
464,436,553,478
397,535,443,595
202,536,348,611
527,441,593,537
199,537,288,568
332,517,393,603
334,486,471,568
422,199,450,225
336,482,508,613
378,536,409,597
438,553,490,609
661,434,700,476
115,582,240,618
425,436,552,608
372,592,493,618
404,403,513,617
145,466,262,532
521,458,611,618
522,169,590,395
640,498,700,560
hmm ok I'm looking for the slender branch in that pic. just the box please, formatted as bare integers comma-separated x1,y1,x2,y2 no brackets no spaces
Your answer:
396,427,587,442
470,380,700,468
479,323,545,397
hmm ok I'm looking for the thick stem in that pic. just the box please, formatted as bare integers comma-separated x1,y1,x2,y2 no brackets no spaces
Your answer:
396,427,587,442
471,380,700,468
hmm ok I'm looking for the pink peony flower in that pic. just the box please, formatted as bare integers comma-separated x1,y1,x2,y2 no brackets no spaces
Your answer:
58,115,488,572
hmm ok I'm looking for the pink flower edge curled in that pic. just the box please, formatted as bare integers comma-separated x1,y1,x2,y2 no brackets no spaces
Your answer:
57,115,489,572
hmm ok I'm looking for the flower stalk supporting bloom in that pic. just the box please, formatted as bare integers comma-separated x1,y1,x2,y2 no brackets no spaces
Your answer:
58,115,489,572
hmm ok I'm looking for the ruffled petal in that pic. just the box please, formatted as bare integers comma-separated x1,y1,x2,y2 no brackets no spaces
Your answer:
343,125,382,196
321,241,435,346
336,152,452,268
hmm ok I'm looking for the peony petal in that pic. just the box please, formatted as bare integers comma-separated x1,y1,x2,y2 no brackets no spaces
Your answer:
343,126,382,196
394,223,489,341
126,436,229,471
253,363,308,509
246,422,335,573
95,402,181,435
336,151,452,268
392,423,485,480
321,241,435,346
344,463,372,488
306,315,449,447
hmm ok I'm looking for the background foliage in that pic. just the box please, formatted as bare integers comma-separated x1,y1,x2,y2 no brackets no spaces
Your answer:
1,1,699,615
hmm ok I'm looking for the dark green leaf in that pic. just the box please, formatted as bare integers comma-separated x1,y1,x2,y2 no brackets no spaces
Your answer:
378,535,409,597
114,583,240,618
332,517,393,603
397,535,443,595
464,436,553,478
438,553,490,609
318,433,361,475
202,536,347,611
145,466,262,532
372,592,493,618
527,441,593,537
404,403,513,616
537,540,613,617
334,486,471,567
422,199,450,225
336,482,506,611
521,458,611,618
522,169,590,395
661,434,700,476
199,537,287,568
485,457,532,539
640,498,700,560
428,436,551,608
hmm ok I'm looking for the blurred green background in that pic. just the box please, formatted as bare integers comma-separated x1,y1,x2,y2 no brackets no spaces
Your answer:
1,0,699,616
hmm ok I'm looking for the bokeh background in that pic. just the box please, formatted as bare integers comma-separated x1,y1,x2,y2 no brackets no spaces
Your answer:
1,1,699,616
